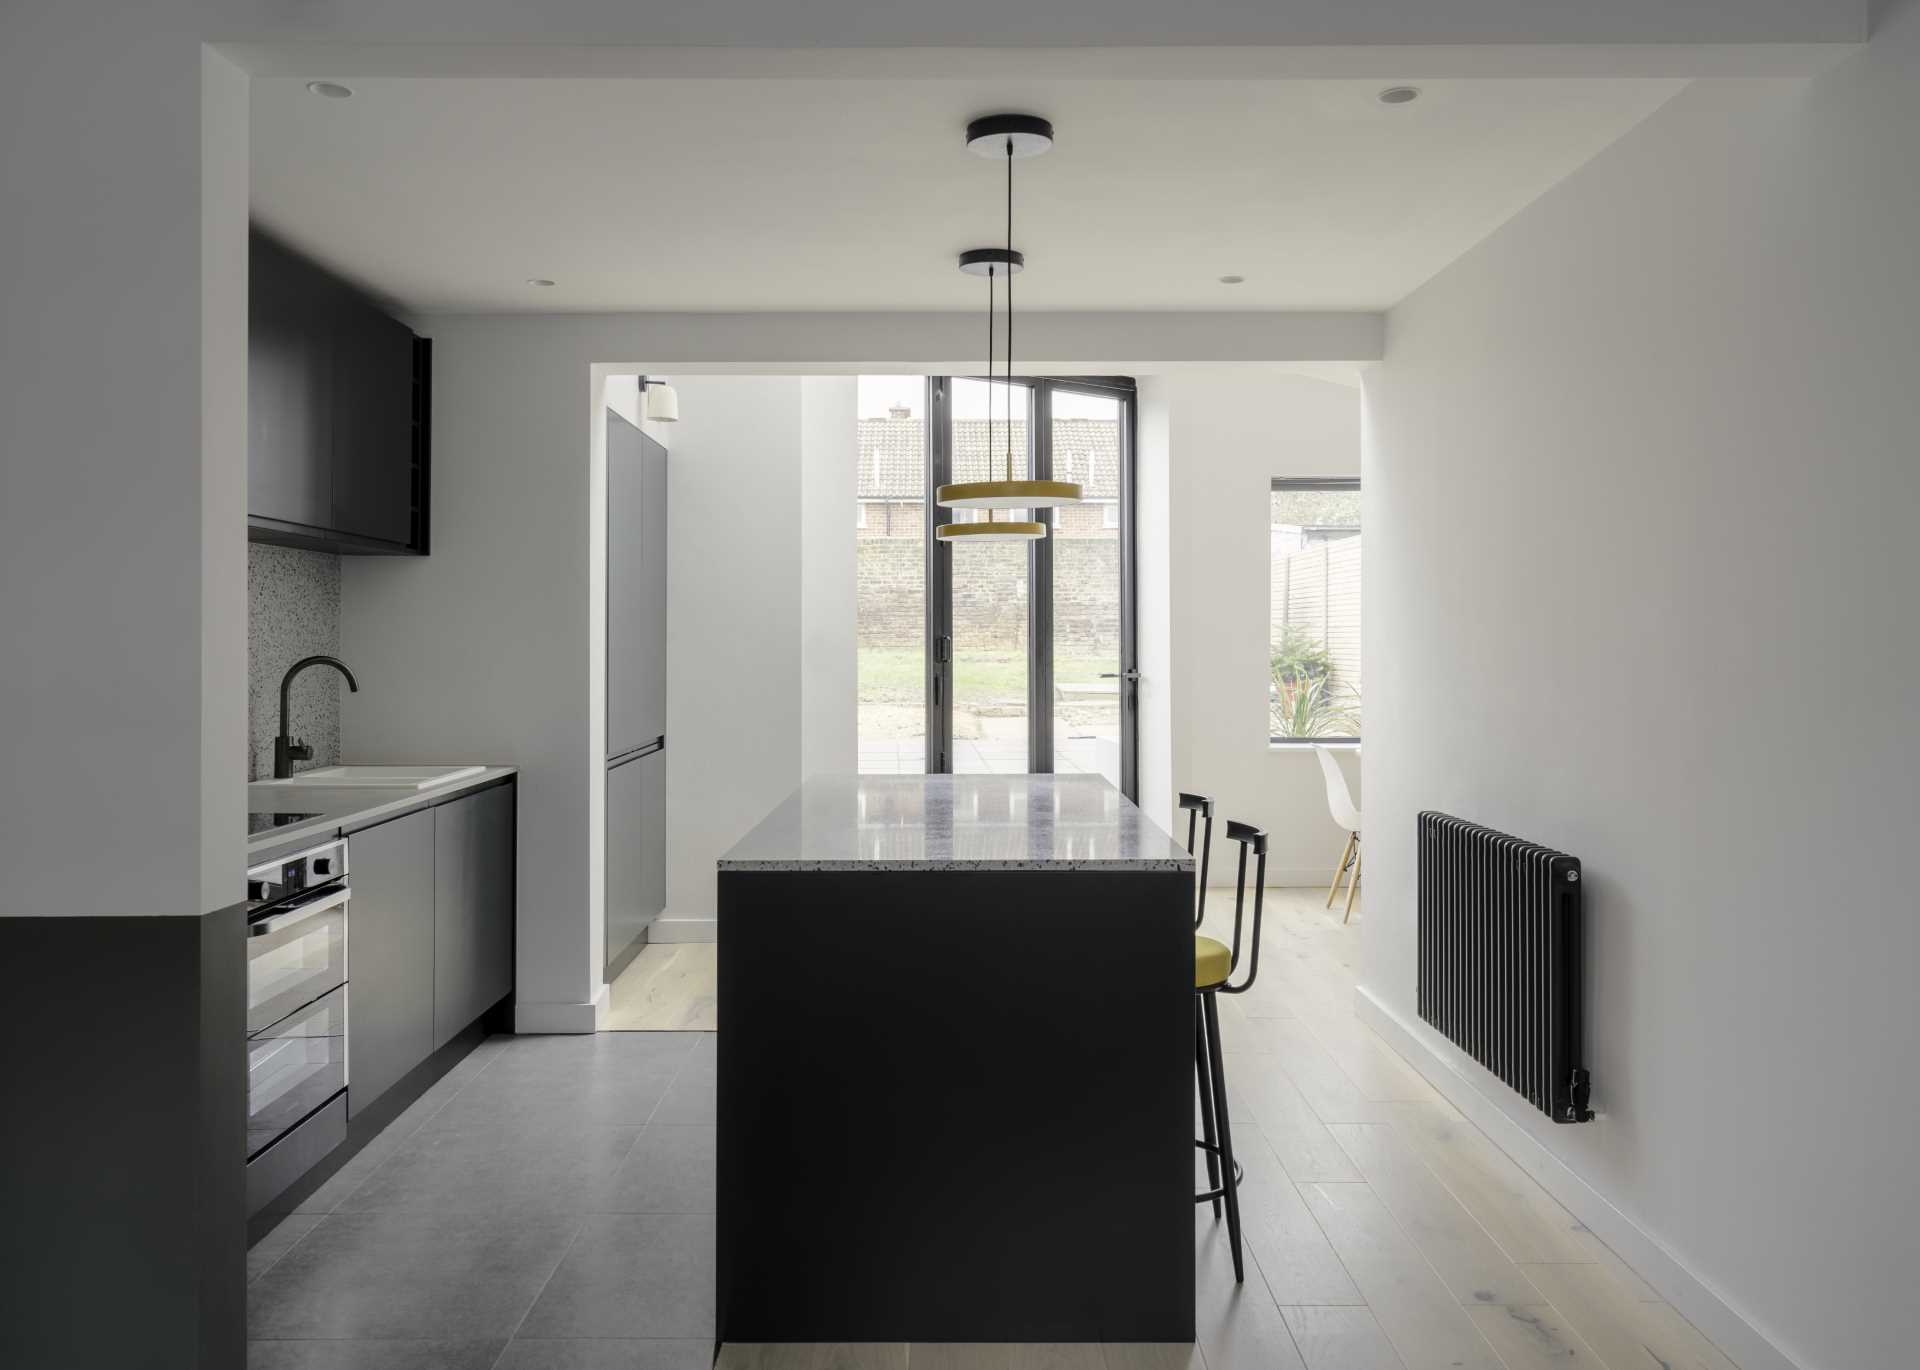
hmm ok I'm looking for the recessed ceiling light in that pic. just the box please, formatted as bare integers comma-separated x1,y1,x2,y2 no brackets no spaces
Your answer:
306,81,354,100
1378,86,1421,105
1219,275,1246,285
526,278,555,288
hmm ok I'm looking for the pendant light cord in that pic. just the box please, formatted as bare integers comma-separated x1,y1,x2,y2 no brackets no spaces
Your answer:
987,255,996,524
1005,137,1015,483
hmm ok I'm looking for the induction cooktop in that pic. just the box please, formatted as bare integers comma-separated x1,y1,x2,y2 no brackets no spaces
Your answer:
246,811,324,837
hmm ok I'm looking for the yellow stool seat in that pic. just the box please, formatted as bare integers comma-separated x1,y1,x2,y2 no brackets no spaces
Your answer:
1195,935,1232,989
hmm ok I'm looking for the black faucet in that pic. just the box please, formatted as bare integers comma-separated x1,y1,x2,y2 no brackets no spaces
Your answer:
275,655,360,778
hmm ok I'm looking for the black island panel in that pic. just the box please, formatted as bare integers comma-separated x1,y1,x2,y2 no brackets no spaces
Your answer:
717,865,1194,1343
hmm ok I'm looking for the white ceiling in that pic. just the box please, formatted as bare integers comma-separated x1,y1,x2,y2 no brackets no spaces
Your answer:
250,75,1680,315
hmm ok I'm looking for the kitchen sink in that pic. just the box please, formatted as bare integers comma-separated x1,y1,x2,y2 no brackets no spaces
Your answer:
258,765,487,791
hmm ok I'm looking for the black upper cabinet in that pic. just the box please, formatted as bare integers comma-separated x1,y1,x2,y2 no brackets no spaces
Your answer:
249,225,429,555
249,232,333,531
330,292,417,546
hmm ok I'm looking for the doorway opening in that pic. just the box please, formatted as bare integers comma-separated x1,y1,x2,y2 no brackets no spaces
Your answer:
855,374,1138,797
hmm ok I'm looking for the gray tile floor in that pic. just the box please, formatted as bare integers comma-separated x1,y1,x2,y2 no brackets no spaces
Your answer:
248,1031,716,1370
251,893,1734,1370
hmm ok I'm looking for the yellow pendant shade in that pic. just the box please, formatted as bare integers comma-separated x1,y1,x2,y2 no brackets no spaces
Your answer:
935,520,1046,543
936,478,1083,510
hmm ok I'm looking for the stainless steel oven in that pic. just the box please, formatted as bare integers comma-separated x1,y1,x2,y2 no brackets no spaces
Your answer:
245,837,351,1212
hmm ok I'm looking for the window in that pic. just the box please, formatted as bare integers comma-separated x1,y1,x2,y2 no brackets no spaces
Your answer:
1270,477,1360,743
1102,501,1120,529
855,376,928,774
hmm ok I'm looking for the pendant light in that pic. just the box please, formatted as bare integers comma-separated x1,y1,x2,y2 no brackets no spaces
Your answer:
935,114,1081,544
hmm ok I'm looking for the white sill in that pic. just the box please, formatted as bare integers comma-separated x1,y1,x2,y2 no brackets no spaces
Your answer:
1269,740,1360,752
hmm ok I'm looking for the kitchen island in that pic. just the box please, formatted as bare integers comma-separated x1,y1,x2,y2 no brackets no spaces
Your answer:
716,774,1196,1343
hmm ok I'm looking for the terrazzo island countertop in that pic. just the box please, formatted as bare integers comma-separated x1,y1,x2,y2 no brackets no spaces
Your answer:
246,765,517,859
718,772,1193,872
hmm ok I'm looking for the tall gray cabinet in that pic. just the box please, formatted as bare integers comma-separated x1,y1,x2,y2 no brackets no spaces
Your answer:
606,409,668,978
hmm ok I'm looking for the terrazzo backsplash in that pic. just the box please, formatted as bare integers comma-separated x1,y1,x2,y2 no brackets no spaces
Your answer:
248,543,342,781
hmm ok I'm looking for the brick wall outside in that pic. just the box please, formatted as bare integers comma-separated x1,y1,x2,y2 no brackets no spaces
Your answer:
857,537,1120,652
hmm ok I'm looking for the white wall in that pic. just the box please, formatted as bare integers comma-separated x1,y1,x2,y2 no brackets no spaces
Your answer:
1134,380,1175,835
342,322,604,1029
659,377,805,931
1154,369,1362,884
799,377,859,782
0,32,247,921
1361,9,1920,1368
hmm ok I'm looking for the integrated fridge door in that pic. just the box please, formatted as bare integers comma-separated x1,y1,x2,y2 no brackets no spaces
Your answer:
606,741,667,979
607,411,668,758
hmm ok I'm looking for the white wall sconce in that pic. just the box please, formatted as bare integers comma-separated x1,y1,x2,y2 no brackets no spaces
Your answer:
641,375,679,423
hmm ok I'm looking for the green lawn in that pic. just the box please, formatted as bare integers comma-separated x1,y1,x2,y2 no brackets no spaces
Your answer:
858,645,1115,704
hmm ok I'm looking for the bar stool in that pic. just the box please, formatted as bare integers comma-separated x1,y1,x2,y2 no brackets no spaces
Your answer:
1179,792,1220,1218
1193,819,1267,1284
1177,792,1214,929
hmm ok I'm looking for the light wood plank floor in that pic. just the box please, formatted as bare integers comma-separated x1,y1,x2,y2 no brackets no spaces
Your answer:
621,889,1743,1370
607,940,718,1030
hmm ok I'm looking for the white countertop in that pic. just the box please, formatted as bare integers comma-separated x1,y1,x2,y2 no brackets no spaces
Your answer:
246,765,517,859
718,773,1193,872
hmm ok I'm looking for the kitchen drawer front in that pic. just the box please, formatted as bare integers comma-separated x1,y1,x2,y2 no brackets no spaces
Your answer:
248,983,348,1162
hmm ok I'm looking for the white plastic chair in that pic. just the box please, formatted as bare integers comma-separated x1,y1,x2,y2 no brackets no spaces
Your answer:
1315,745,1362,922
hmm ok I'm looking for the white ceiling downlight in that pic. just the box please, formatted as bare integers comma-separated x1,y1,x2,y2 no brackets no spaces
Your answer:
1378,86,1421,105
1219,275,1246,285
526,278,555,287
306,81,353,100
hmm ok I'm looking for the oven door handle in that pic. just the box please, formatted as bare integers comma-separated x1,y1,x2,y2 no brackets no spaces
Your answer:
250,884,350,938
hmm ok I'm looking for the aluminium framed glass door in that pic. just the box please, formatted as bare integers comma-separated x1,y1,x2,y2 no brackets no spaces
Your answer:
923,375,1138,798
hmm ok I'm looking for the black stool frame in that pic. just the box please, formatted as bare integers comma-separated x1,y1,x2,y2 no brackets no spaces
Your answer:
1178,792,1214,929
1194,818,1266,1284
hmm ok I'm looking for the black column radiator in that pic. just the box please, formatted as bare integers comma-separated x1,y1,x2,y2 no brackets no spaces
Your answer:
1417,812,1593,1123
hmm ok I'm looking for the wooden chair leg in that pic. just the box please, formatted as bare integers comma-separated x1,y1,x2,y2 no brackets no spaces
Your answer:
1325,831,1357,908
1343,842,1362,923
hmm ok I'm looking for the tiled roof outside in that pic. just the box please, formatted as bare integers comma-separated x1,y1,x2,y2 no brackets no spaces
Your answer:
857,417,1120,500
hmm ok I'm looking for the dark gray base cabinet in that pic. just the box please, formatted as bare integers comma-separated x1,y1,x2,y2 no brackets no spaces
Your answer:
346,781,514,1118
434,781,516,1050
345,807,436,1115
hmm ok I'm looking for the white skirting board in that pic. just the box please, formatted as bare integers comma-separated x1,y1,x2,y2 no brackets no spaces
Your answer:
648,915,717,944
513,982,610,1034
1355,985,1801,1370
